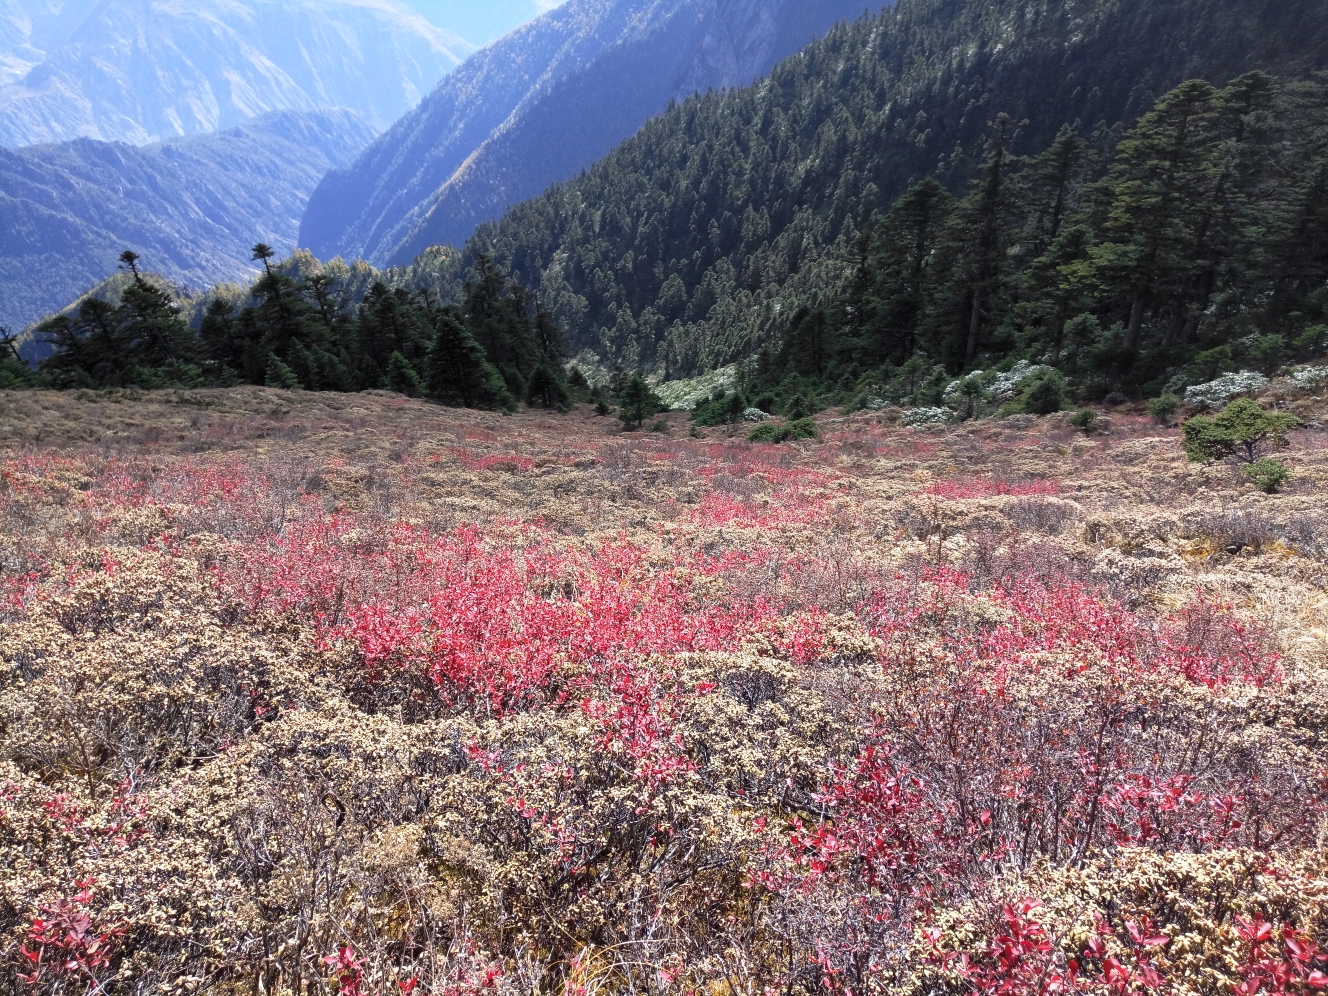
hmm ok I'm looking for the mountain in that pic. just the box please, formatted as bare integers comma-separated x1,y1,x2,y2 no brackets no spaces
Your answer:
400,0,566,45
393,0,1328,378
0,109,376,335
299,0,871,267
0,0,473,147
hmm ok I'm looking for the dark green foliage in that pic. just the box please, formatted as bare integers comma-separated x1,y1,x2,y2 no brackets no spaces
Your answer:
1069,408,1100,434
526,363,571,409
691,390,749,427
746,423,783,443
422,0,1328,386
385,351,423,397
1243,458,1291,493
0,328,38,388
37,252,560,413
1149,394,1182,425
265,353,301,390
38,257,199,389
595,400,613,417
618,375,661,430
747,418,819,444
1181,398,1301,464
1013,370,1069,416
425,313,515,412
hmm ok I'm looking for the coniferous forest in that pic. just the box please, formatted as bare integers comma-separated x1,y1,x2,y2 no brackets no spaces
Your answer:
14,0,1328,419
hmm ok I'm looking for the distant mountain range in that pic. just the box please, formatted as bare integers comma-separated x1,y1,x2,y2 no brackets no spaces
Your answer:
0,0,472,147
0,108,375,334
299,0,873,267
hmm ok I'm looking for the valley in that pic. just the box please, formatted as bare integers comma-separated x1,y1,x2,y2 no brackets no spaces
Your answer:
2,0,1328,991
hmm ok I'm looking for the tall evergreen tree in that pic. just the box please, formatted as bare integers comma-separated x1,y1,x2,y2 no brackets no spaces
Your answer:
426,312,515,411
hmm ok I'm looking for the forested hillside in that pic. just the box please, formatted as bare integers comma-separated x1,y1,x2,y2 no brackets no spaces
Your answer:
23,0,1328,410
301,0,868,267
398,0,1328,391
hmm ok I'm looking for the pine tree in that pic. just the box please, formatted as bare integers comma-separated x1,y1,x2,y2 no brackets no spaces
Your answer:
265,352,301,390
385,351,423,397
854,178,955,367
526,362,570,409
618,374,656,429
426,312,515,411
1096,80,1223,352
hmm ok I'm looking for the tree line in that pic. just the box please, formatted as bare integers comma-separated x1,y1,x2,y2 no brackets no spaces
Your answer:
758,71,1328,409
27,248,577,412
413,0,1328,387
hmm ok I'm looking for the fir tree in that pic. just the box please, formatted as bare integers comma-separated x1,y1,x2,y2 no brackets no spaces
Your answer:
426,312,515,411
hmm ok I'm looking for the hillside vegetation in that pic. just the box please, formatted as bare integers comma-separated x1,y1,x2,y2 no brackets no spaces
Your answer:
402,0,1328,392
21,0,1328,419
300,0,866,267
0,383,1327,992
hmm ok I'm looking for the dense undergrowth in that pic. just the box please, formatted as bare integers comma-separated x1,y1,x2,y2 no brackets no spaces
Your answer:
0,385,1327,996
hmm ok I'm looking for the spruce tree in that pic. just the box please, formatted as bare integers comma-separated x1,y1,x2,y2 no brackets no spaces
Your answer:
426,312,515,411
385,351,423,397
618,375,656,429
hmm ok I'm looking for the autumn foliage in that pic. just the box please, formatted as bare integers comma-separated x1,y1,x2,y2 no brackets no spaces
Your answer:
0,387,1326,996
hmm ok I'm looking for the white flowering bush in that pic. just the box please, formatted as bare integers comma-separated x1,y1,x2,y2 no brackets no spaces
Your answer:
990,360,1053,399
1287,366,1328,390
903,406,955,426
1185,371,1269,409
943,374,983,406
742,408,771,422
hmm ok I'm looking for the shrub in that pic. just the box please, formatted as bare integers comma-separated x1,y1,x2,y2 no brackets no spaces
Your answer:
1243,458,1291,493
1287,365,1328,390
745,418,818,444
784,417,818,441
1148,393,1181,424
1011,369,1068,415
1068,408,1099,434
1185,370,1269,409
618,375,662,429
903,406,954,427
1182,398,1300,464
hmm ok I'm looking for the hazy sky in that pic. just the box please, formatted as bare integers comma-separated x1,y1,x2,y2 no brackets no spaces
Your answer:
401,0,570,46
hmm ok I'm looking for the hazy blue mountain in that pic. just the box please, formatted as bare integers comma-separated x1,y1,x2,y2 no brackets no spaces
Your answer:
0,0,473,147
0,109,375,333
299,0,873,267
401,0,569,45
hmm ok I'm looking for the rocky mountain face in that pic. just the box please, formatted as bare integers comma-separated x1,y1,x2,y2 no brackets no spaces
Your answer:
0,0,472,147
299,0,872,267
0,109,376,333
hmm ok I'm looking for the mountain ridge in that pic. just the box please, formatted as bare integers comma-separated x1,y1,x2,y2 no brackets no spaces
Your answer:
0,108,376,334
397,0,1328,377
0,0,472,147
299,0,871,267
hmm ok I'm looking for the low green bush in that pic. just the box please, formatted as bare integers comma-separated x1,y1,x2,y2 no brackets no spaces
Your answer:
1243,458,1291,494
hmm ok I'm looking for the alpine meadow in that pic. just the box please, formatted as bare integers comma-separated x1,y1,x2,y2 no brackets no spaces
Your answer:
3,0,1328,995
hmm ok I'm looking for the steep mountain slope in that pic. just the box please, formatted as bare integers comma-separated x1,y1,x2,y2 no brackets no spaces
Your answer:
0,0,472,147
299,0,869,267
0,109,376,333
400,0,561,45
399,0,1328,375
